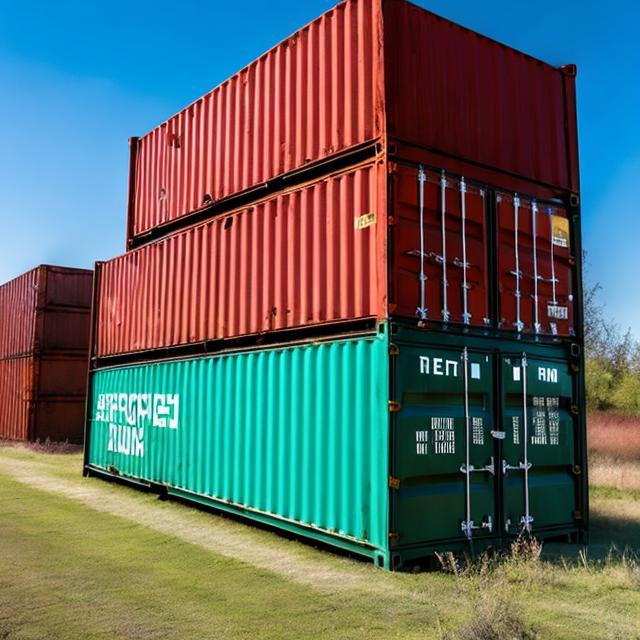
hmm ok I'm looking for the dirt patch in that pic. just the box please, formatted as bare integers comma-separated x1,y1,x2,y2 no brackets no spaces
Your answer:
0,455,386,593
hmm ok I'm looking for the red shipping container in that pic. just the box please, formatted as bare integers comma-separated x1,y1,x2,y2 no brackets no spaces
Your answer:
0,265,93,359
94,158,579,360
0,265,93,442
96,163,387,357
126,0,578,246
0,355,88,442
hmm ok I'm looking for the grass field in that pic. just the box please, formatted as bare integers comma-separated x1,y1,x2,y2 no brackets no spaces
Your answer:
1,416,639,640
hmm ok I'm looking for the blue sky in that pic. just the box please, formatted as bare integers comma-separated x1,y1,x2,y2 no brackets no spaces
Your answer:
0,1,638,334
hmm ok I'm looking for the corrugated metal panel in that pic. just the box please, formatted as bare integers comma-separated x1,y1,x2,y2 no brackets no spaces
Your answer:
33,397,86,443
130,0,384,240
37,356,88,397
0,265,91,442
43,266,93,308
0,356,34,441
97,163,386,358
0,268,39,359
87,332,390,552
40,309,91,353
0,266,93,359
0,354,87,443
384,0,576,192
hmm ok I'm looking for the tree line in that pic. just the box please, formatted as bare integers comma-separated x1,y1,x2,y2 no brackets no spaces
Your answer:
585,282,640,413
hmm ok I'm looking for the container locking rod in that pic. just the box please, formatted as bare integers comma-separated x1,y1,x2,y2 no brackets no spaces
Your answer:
415,166,428,320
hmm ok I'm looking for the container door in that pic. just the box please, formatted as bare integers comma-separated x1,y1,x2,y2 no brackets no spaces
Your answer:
500,354,577,535
393,165,489,327
393,345,495,546
497,192,575,336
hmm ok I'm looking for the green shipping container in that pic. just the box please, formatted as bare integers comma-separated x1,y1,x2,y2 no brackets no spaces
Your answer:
85,324,587,569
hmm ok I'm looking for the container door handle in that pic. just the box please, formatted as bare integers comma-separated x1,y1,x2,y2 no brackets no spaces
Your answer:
460,456,495,476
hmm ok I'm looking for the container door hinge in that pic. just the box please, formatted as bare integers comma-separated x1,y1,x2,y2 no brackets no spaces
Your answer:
388,401,401,413
573,510,583,521
388,532,399,546
388,476,400,489
389,344,399,356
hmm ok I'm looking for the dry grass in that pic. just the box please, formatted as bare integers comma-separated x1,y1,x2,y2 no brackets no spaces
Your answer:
588,412,640,461
590,457,640,493
588,412,640,493
0,438,82,454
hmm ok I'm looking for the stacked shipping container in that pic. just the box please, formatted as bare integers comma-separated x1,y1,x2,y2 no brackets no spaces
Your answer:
0,266,92,442
86,0,587,569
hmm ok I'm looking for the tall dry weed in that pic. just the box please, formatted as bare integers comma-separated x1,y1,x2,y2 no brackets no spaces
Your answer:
588,412,640,460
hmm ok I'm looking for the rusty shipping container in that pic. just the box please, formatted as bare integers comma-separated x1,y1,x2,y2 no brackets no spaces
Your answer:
94,153,580,361
0,265,93,442
126,0,579,247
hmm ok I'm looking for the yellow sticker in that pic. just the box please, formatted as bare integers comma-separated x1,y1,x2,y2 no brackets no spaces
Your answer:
551,215,569,248
354,212,376,230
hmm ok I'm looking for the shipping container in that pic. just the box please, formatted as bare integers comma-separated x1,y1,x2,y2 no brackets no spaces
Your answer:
0,354,88,442
126,0,578,246
0,265,93,359
85,324,587,569
94,157,579,363
0,265,93,442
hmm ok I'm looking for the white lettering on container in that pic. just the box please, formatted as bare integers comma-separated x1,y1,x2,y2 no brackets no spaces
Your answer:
538,367,558,383
419,356,459,377
416,430,429,455
96,392,181,458
431,416,455,454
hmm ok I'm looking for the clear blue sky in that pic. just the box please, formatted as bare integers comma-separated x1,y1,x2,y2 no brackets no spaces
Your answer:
0,1,638,334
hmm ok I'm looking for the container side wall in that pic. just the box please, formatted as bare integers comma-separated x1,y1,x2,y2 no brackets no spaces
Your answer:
96,163,386,357
0,357,34,441
87,333,390,552
384,0,574,191
131,0,383,240
0,269,38,359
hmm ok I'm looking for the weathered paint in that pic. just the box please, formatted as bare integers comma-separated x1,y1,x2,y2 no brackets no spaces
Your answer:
96,163,387,358
0,357,34,441
96,158,579,362
384,0,578,193
86,326,587,568
129,0,384,241
127,0,579,245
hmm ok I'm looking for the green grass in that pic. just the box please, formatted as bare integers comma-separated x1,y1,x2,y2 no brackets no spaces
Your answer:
1,446,640,639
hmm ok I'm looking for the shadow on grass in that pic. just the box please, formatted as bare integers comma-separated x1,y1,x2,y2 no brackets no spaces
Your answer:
542,507,640,564
590,510,640,553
